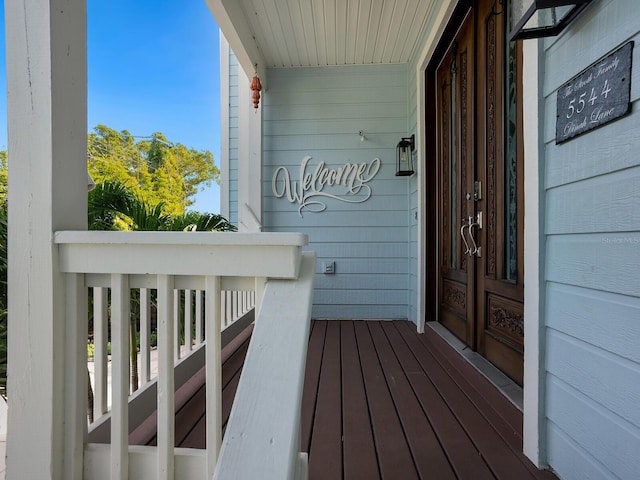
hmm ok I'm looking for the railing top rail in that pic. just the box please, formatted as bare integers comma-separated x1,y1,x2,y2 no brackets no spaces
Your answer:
214,251,316,480
54,230,307,247
55,231,308,279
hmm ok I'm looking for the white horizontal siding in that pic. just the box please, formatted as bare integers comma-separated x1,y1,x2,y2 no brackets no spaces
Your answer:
545,233,640,297
546,329,640,428
263,64,410,320
542,0,640,477
546,375,640,480
546,283,640,363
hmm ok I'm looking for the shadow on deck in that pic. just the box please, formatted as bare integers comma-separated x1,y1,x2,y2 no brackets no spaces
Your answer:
131,320,557,480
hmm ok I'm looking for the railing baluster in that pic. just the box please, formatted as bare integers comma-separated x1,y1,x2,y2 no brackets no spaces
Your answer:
94,286,109,419
233,291,239,322
140,287,151,384
205,275,222,479
185,289,193,352
173,289,180,361
157,275,175,480
195,289,203,344
111,274,130,480
225,291,232,327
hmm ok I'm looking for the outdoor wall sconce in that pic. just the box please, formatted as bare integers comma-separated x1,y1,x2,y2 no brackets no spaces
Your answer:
508,0,592,41
396,134,415,177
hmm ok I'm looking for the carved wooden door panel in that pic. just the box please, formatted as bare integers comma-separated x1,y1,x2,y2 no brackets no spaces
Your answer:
436,0,525,385
474,0,525,384
436,11,476,349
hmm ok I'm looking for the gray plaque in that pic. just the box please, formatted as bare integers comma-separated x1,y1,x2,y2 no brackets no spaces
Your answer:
556,41,633,144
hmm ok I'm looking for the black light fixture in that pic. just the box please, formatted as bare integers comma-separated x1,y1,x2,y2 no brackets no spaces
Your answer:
396,134,415,177
509,0,592,42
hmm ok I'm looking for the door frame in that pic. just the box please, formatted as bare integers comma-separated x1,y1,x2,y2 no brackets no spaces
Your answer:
413,0,545,468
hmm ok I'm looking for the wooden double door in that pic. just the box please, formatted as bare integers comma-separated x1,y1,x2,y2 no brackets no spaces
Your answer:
434,0,525,384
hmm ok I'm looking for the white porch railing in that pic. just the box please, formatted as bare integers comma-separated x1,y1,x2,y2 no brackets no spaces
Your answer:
88,285,256,424
54,231,312,480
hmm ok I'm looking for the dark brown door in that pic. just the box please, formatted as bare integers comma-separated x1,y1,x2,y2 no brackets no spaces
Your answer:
435,0,525,385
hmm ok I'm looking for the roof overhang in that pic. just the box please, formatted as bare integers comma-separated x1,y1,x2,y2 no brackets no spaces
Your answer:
206,0,437,86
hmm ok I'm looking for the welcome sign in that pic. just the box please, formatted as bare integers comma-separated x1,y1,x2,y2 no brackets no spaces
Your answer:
272,156,381,216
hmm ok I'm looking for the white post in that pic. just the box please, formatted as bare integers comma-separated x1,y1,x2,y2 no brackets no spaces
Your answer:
5,0,87,479
64,274,88,480
522,38,545,468
111,274,131,480
237,68,263,232
205,276,222,479
157,275,176,480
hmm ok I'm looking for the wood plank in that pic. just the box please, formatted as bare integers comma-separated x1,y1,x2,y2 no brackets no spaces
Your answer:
382,322,495,480
221,335,251,388
308,321,343,480
353,321,419,480
418,323,524,441
340,321,380,480
395,322,537,480
175,386,206,447
418,324,556,479
128,320,560,479
179,355,245,450
367,322,455,480
129,327,252,449
301,320,327,453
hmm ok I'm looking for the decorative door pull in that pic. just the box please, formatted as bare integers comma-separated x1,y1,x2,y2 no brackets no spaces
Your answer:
467,212,482,257
460,219,471,255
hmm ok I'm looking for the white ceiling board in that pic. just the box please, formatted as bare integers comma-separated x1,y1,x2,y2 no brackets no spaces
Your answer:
211,0,436,69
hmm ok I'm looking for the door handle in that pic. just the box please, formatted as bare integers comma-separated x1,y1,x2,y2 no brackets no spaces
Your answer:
460,218,471,256
467,212,482,257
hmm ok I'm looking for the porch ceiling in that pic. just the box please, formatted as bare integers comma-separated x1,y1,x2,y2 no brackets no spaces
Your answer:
207,0,436,77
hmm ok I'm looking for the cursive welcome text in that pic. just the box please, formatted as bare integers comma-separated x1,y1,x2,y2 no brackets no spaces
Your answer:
272,156,381,216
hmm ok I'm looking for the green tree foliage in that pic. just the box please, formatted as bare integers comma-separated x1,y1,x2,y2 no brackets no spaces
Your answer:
0,129,232,397
89,180,235,232
87,179,235,392
88,125,219,216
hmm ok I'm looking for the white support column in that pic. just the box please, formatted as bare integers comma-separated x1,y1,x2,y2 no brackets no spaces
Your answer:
237,67,263,232
5,1,87,479
522,38,546,468
64,273,88,480
219,33,230,220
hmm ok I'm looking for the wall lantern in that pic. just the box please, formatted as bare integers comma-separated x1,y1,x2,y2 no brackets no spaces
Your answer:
396,134,415,177
509,0,592,42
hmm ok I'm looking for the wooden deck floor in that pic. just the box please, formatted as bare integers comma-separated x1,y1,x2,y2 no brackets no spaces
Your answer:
301,320,556,480
131,320,557,479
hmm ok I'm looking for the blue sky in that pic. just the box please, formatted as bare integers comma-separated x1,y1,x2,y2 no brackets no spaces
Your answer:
0,0,222,213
